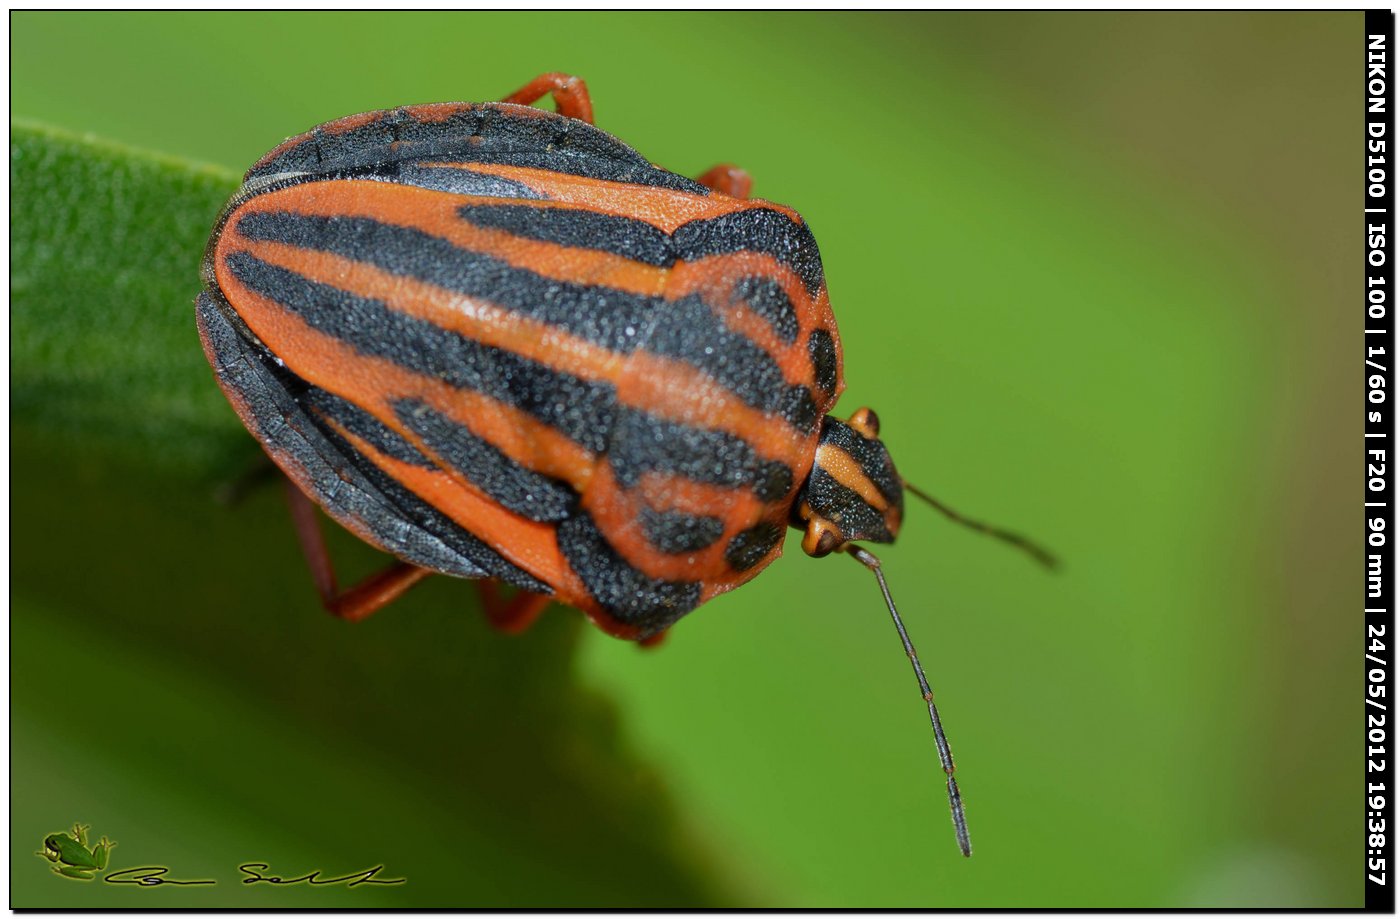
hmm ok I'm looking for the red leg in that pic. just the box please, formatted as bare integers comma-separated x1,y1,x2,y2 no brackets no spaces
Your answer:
501,72,594,125
476,581,552,634
283,478,432,623
696,164,753,200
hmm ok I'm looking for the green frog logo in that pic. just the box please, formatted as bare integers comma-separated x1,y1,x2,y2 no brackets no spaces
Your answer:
36,823,115,880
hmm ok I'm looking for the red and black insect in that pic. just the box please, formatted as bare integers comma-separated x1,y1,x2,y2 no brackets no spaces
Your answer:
197,73,1053,857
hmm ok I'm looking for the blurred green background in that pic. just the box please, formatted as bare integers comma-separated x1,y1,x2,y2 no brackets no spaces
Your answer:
11,11,1359,907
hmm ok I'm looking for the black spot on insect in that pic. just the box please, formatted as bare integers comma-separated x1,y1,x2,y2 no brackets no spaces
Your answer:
777,385,819,429
608,410,793,502
639,507,726,554
556,513,701,634
725,522,784,571
808,329,838,395
731,275,798,343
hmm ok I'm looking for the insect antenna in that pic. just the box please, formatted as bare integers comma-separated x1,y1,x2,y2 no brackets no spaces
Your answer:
846,545,971,857
903,480,1059,570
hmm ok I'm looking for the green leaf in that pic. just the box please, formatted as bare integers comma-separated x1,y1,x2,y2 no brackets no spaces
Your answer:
10,122,737,907
12,120,252,477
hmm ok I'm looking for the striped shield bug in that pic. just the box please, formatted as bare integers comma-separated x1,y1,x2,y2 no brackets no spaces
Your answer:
196,73,1054,857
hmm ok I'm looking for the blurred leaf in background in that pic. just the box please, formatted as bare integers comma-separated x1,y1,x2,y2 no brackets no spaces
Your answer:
12,11,1359,907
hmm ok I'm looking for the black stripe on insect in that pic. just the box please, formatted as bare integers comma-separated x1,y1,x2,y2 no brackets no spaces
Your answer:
233,213,815,428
